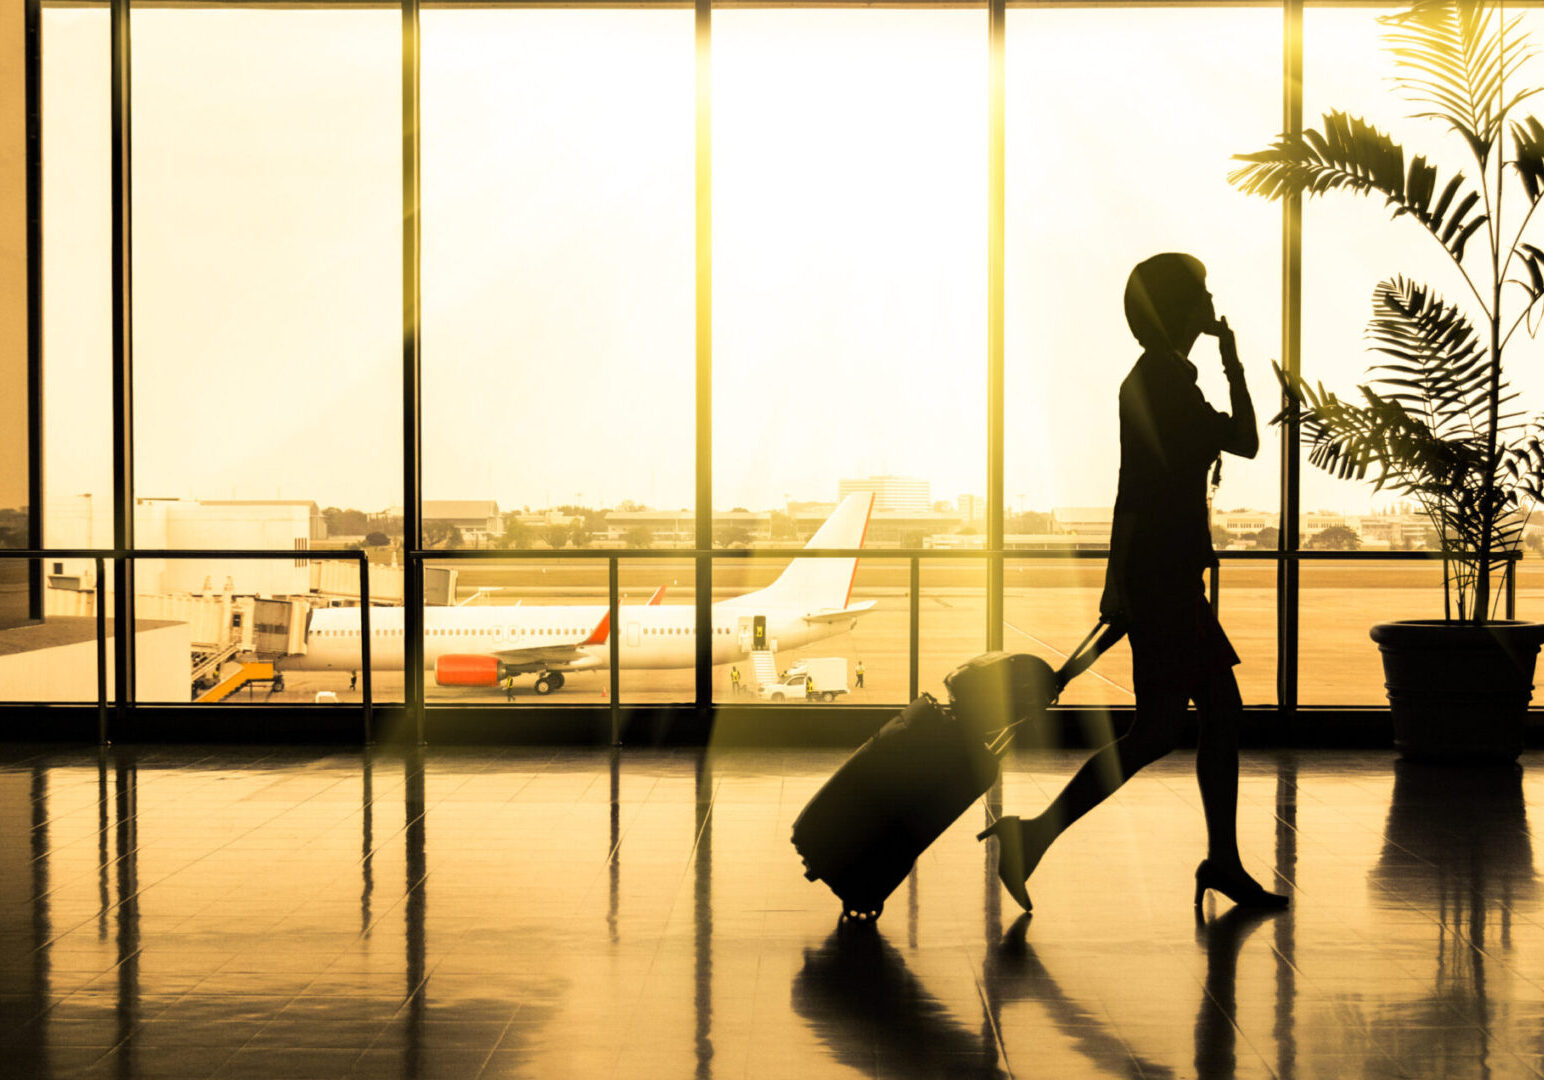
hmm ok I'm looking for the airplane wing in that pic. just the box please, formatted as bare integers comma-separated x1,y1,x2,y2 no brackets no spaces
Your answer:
488,643,594,674
487,610,610,673
802,601,877,624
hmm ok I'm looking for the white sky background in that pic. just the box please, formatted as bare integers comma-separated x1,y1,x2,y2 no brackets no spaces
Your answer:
712,11,987,512
40,5,1544,523
421,11,694,513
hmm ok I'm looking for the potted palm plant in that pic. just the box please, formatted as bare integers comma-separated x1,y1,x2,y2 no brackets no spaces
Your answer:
1229,0,1544,760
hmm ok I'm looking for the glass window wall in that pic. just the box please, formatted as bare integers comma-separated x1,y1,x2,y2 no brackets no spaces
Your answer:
40,6,110,677
713,556,905,706
1005,5,1283,709
1298,7,1544,694
421,9,694,542
128,6,401,534
1003,555,1132,709
712,8,987,538
418,557,611,704
17,2,1518,723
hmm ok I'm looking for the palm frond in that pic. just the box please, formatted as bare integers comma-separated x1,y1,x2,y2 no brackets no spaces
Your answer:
1508,115,1544,202
1512,430,1544,505
1230,112,1488,263
1276,363,1477,496
1362,277,1492,442
1380,0,1538,166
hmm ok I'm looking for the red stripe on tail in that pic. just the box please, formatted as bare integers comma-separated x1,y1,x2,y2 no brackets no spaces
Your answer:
582,611,610,646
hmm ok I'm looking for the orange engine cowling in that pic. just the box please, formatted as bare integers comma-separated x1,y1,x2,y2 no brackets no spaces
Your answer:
435,654,501,687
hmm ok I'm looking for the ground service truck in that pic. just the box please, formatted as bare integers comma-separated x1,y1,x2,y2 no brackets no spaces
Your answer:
759,657,849,702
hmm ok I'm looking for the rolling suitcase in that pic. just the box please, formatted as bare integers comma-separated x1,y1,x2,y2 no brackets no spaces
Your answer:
791,622,1123,921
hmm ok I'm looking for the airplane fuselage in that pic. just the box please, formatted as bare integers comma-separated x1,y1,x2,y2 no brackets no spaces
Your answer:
287,599,861,674
281,491,875,690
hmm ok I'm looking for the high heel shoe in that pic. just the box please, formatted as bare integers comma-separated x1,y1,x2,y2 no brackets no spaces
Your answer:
1193,859,1289,910
976,816,1036,913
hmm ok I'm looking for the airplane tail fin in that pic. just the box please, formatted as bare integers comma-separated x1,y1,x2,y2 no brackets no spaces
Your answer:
757,492,874,612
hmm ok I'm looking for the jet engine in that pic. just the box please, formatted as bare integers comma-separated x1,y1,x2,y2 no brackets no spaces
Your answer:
435,654,502,687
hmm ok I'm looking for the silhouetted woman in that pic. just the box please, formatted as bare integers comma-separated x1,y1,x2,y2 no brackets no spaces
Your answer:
979,253,1288,913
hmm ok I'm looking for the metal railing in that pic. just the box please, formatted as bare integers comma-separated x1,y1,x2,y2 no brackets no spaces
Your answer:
0,542,1526,743
0,549,373,743
410,543,1527,737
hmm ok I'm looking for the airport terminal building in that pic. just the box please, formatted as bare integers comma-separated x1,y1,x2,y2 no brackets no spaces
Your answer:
1,6,1542,1080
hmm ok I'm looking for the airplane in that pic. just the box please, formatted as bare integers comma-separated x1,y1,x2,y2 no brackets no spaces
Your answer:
281,492,875,695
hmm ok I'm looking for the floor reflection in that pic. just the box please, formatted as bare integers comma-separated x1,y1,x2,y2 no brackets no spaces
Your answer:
114,751,139,1080
794,922,1006,1079
1272,756,1297,1080
1371,759,1537,913
980,916,1171,1080
0,765,52,1078
403,745,427,1080
794,904,1284,1080
1361,760,1539,1076
3,748,1544,1078
1193,907,1278,1080
694,751,713,1080
361,745,374,938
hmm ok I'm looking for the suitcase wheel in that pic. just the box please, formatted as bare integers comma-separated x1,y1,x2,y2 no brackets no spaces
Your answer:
840,900,883,923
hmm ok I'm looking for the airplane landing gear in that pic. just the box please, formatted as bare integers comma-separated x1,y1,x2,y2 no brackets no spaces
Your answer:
533,671,565,695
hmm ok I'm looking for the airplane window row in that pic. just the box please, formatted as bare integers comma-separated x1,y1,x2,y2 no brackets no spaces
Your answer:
312,624,739,639
313,627,602,637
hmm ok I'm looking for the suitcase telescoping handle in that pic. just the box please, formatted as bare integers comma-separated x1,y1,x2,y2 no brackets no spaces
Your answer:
1053,619,1127,694
983,619,1126,758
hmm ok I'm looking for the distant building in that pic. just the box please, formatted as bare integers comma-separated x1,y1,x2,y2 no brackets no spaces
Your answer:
598,510,777,547
838,475,931,514
1051,507,1114,542
195,500,327,542
1214,510,1279,540
42,497,324,598
1348,513,1431,549
926,532,1106,551
422,500,502,546
598,509,694,546
1302,511,1349,539
828,509,962,547
958,494,985,523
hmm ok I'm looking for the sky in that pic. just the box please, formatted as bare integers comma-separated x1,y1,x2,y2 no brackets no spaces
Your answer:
38,4,1544,527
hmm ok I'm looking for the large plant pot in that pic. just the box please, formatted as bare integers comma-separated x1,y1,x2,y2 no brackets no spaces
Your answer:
1369,620,1544,762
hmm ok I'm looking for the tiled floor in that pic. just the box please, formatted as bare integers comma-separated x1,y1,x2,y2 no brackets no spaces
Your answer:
1,743,1542,1079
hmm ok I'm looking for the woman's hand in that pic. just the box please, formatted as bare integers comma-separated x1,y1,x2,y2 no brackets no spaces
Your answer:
1207,316,1241,370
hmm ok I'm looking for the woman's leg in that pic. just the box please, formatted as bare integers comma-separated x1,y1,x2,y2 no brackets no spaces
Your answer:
1194,666,1244,872
1005,685,1190,880
1191,664,1285,905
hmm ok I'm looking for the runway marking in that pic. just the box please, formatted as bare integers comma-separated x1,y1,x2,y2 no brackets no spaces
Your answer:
1004,619,1134,698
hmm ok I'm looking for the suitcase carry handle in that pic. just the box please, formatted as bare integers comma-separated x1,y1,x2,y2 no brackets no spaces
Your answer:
983,619,1126,758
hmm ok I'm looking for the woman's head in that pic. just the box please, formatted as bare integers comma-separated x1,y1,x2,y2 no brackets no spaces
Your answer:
1124,253,1212,352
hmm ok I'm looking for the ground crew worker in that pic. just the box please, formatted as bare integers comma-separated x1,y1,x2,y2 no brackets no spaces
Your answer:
504,675,517,702
731,666,741,696
349,671,358,692
855,660,865,689
806,671,816,699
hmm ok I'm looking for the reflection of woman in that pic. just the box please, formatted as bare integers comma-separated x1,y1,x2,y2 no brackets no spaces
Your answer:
980,253,1287,913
